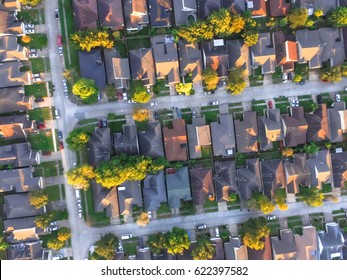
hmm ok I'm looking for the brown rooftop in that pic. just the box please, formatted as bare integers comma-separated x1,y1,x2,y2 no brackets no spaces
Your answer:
163,119,188,162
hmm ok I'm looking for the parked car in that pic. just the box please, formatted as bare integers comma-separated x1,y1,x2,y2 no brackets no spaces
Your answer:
97,93,101,100
215,227,220,238
102,119,107,128
18,88,25,94
64,90,68,97
75,189,81,199
57,35,62,46
29,49,37,53
25,23,34,29
295,99,299,106
50,221,57,226
121,234,133,240
34,97,44,103
336,93,341,102
54,9,60,20
291,99,296,107
41,151,52,156
33,77,42,83
192,110,197,118
117,92,123,101
58,131,63,139
50,226,58,231
62,79,67,89
268,100,273,109
52,254,63,260
32,73,40,78
147,211,152,221
128,100,136,103
150,102,158,106
98,119,103,128
77,201,82,209
54,109,60,119
154,112,159,120
117,241,124,252
78,209,83,218
58,46,63,56
36,121,45,129
59,141,64,149
196,224,207,230
25,29,35,34
28,53,38,58
210,101,219,106
266,215,276,221
122,92,128,100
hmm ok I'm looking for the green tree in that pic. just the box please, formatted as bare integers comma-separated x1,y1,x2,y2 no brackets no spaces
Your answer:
19,0,42,6
175,83,194,95
131,90,151,103
242,217,270,250
191,237,215,260
202,67,219,91
67,165,95,190
72,78,99,101
328,6,347,27
94,234,119,260
320,66,342,82
148,233,167,255
34,213,53,229
47,238,64,250
228,193,238,202
242,30,259,46
274,189,288,211
57,227,71,242
29,190,48,209
226,68,246,95
136,212,149,227
0,237,9,251
71,30,114,51
293,74,303,83
300,187,324,207
165,227,190,255
288,8,308,29
301,142,320,154
66,128,90,151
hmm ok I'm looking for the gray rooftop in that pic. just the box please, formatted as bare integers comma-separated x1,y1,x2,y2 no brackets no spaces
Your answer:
143,171,167,211
226,39,251,76
187,116,211,159
261,159,286,198
258,109,283,151
305,104,330,142
0,87,31,114
222,0,246,13
92,180,119,218
3,216,38,233
166,167,191,209
0,114,33,130
307,150,332,189
173,0,197,26
284,153,310,194
3,193,44,219
0,168,41,193
282,107,308,147
296,29,323,69
317,223,345,260
117,180,143,215
295,226,318,260
234,111,258,153
190,167,214,206
202,39,229,78
7,241,43,260
0,142,39,168
237,158,262,201
129,48,155,86
0,61,30,88
271,229,297,260
148,0,173,27
114,124,139,156
214,160,238,202
250,33,276,74
87,127,112,166
72,0,98,30
0,10,22,35
138,122,164,158
104,48,130,89
328,102,347,143
331,151,347,189
224,236,248,260
97,0,124,30
210,114,236,157
319,28,345,67
197,0,221,19
0,35,27,62
122,0,149,31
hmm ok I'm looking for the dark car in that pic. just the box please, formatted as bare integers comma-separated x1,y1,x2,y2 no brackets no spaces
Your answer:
58,131,63,139
102,119,108,128
59,141,64,150
98,119,103,128
298,80,305,85
268,100,273,109
34,97,44,103
154,112,159,120
317,94,322,104
54,9,59,20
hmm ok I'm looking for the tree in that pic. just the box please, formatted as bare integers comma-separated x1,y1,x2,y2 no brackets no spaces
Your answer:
242,30,259,46
282,147,294,158
300,187,324,207
131,90,151,103
165,227,190,255
148,233,166,255
301,142,320,154
247,193,275,214
20,0,42,6
47,238,64,250
314,9,323,18
328,6,347,27
202,67,219,91
293,74,303,83
71,30,114,51
0,237,9,251
29,190,48,209
242,217,270,250
72,78,99,101
191,237,215,260
288,8,308,29
226,68,246,95
66,128,90,151
94,234,119,260
320,66,342,82
136,212,149,227
175,83,194,95
34,213,53,229
57,227,71,242
228,193,238,202
274,189,288,211
21,35,31,43
67,165,95,190
132,109,150,122
62,70,71,81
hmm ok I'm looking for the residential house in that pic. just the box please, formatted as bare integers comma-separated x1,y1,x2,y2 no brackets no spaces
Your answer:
319,27,345,67
273,31,298,73
87,127,112,166
122,0,149,31
148,0,173,27
269,0,290,17
3,193,44,219
72,0,98,30
2,0,21,11
104,49,130,89
250,33,276,74
245,0,267,17
211,238,225,260
317,222,345,260
234,111,258,153
271,229,298,260
224,236,248,260
165,166,191,209
197,0,221,20
0,168,42,193
214,160,238,202
328,101,347,143
143,171,167,212
173,0,197,26
284,153,310,195
4,216,42,244
261,159,286,198
79,48,107,90
177,40,203,83
296,0,336,16
0,9,22,35
138,122,165,158
248,235,273,260
92,181,119,218
129,48,155,86
187,116,211,159
307,150,332,190
0,142,39,168
0,114,34,135
210,113,236,157
0,122,26,141
190,166,215,206
97,0,124,30
136,246,152,260
258,109,283,151
202,39,229,78
222,0,246,13
305,104,330,142
331,151,347,189
7,241,43,260
151,35,180,85
163,119,188,162
114,124,139,156
0,87,31,114
0,61,30,88
282,106,308,147
294,226,318,260
0,35,28,62
226,39,251,76
237,158,262,201
117,180,143,216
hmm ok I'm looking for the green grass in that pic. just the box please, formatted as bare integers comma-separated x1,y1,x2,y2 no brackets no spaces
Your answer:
182,111,193,125
78,118,98,125
28,130,55,151
249,74,264,87
24,83,47,97
28,107,53,121
19,34,48,50
153,79,168,96
200,111,219,123
46,185,64,201
258,150,282,160
295,63,309,80
51,209,69,221
33,161,62,177
235,153,247,167
203,198,218,209
17,9,44,24
135,121,149,131
274,98,290,114
252,104,267,116
105,85,118,101
299,99,317,113
114,40,127,58
156,202,171,215
272,67,283,84
180,200,196,216
201,146,212,159
30,57,46,74
82,188,109,227
126,37,151,50
79,124,97,134
322,183,332,193
268,223,280,236
320,93,333,107
76,148,88,166
109,119,126,134
123,241,138,257
129,79,145,95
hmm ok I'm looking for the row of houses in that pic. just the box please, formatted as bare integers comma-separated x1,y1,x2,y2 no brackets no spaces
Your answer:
116,224,346,260
72,0,340,32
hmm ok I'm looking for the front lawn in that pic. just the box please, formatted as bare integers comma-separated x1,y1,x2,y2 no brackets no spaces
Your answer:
126,37,151,50
81,188,109,227
135,121,148,131
46,185,65,201
28,107,53,121
295,63,309,80
109,119,126,134
28,130,55,151
129,79,145,96
200,110,219,123
19,34,48,50
33,161,63,177
24,83,47,97
251,100,267,116
272,67,283,84
274,97,290,114
123,241,138,257
17,9,45,24
201,146,212,159
30,57,49,74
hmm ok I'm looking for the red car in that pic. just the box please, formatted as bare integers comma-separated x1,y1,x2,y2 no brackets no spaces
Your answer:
59,141,64,150
117,91,123,101
36,121,45,129
268,100,273,109
57,35,62,46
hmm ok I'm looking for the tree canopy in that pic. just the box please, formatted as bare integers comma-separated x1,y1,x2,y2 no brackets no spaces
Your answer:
34,213,53,229
131,90,151,103
47,238,64,250
29,190,49,209
300,187,324,207
282,147,294,158
0,237,9,251
67,165,95,190
136,212,149,227
66,128,90,151
165,227,190,255
328,6,347,27
20,0,42,6
93,234,119,260
320,66,343,83
191,237,215,260
57,227,71,242
241,30,259,46
148,233,167,255
203,67,219,91
132,109,151,122
71,30,114,51
175,83,194,95
226,68,246,95
274,189,288,211
242,217,270,250
247,193,275,214
72,78,99,101
288,8,308,29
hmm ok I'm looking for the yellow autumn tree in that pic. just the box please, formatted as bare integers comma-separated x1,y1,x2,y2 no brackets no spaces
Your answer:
71,30,114,51
242,217,270,250
67,165,96,190
274,189,288,211
131,90,151,103
175,82,193,95
282,147,294,158
136,212,149,227
21,35,31,43
132,109,150,122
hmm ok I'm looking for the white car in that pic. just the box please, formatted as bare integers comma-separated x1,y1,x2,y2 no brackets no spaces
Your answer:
215,227,220,238
52,254,63,260
336,93,341,102
291,99,296,107
54,109,60,119
117,241,124,252
32,73,40,78
210,101,219,106
58,46,63,56
62,80,67,89
29,53,38,58
148,211,152,221
266,215,276,221
121,233,133,240
150,102,158,106
33,77,42,83
128,100,136,103
78,209,83,218
25,23,34,29
25,29,35,34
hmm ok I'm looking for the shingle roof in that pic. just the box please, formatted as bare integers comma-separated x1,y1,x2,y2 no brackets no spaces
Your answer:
234,111,258,153
92,180,119,218
104,48,130,89
173,0,197,26
0,61,30,88
284,153,310,194
97,0,124,30
0,168,41,193
73,0,98,30
305,104,330,142
166,167,191,209
0,142,39,168
190,167,215,206
226,39,251,76
271,229,297,260
4,193,44,219
0,10,22,35
246,0,267,17
273,31,297,72
250,33,276,74
261,159,285,198
307,150,332,189
114,124,139,156
319,28,345,67
295,226,318,260
317,223,345,260
258,109,283,151
122,0,149,31
328,102,347,143
197,0,221,19
143,171,167,211
247,235,272,260
87,127,112,166
224,236,248,260
117,180,143,215
214,160,238,202
187,116,211,159
296,29,323,69
163,119,188,162
0,35,27,62
148,0,173,27
202,39,229,78
269,0,290,17
129,48,155,86
0,87,31,114
282,107,308,147
7,241,43,260
222,0,246,13
331,151,347,189
138,122,165,158
237,158,262,200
